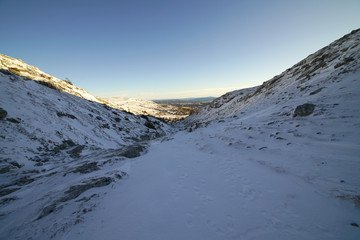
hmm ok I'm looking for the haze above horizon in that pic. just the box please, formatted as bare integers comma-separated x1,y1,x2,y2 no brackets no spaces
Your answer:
1,0,359,100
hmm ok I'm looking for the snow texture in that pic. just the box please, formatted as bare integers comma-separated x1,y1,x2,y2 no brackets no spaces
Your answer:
1,29,360,239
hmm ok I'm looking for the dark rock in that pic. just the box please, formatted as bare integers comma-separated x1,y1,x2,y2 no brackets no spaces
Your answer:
140,135,151,141
0,69,12,75
145,121,156,130
22,169,40,174
75,193,98,203
114,117,121,122
59,177,112,202
0,166,12,174
56,112,77,119
13,176,34,186
115,171,128,179
35,80,59,90
59,140,76,150
334,57,354,69
6,118,21,124
37,203,57,220
122,145,145,158
101,123,110,129
72,162,99,174
140,115,149,120
9,161,22,168
350,222,359,227
309,88,323,95
0,188,20,197
0,197,17,206
68,145,85,158
293,103,315,117
0,107,7,120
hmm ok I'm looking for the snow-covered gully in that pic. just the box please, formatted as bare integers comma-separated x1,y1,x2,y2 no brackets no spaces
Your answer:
64,120,360,240
1,29,360,240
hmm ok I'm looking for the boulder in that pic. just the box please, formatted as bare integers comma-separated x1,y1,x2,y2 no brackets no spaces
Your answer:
293,103,315,117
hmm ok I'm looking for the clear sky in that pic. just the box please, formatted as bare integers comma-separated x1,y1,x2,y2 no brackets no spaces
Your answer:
1,0,359,100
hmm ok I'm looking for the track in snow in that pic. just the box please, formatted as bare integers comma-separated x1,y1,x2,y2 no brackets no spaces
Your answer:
65,127,360,240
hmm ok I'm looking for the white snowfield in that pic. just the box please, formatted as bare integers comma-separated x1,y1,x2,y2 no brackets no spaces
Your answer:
1,29,360,240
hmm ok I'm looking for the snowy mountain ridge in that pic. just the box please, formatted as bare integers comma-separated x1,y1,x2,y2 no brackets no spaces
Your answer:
0,54,109,105
0,54,170,239
186,29,360,124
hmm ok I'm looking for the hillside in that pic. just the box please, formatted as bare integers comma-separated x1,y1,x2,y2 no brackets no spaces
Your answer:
65,29,360,240
186,29,360,124
105,96,193,122
0,54,170,239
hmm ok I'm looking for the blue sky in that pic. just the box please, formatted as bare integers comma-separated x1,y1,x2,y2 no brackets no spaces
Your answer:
1,0,359,99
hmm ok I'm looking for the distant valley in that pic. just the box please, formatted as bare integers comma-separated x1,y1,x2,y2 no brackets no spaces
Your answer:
153,97,216,109
105,96,216,122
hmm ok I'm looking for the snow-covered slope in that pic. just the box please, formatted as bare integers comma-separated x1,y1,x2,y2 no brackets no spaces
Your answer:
0,55,170,239
0,54,113,106
105,96,193,121
186,29,360,124
1,29,360,240
64,29,360,240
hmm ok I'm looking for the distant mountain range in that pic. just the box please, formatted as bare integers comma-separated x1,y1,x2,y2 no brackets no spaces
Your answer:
104,97,217,122
105,96,196,122
153,96,216,103
153,97,216,110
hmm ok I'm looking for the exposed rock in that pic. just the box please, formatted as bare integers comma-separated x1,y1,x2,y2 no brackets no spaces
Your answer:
37,203,57,220
56,112,77,119
334,57,355,69
52,140,76,154
9,161,22,168
13,176,35,186
122,145,145,158
59,177,112,203
0,197,17,206
0,188,20,197
6,118,21,124
0,166,13,174
115,171,128,179
145,121,156,130
293,103,315,117
309,88,323,95
72,162,99,174
0,107,7,120
350,222,359,227
68,145,85,158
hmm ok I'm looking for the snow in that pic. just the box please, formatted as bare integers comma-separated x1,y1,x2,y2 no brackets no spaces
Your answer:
105,96,190,121
0,54,170,239
1,30,360,239
64,29,360,240
65,120,360,240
